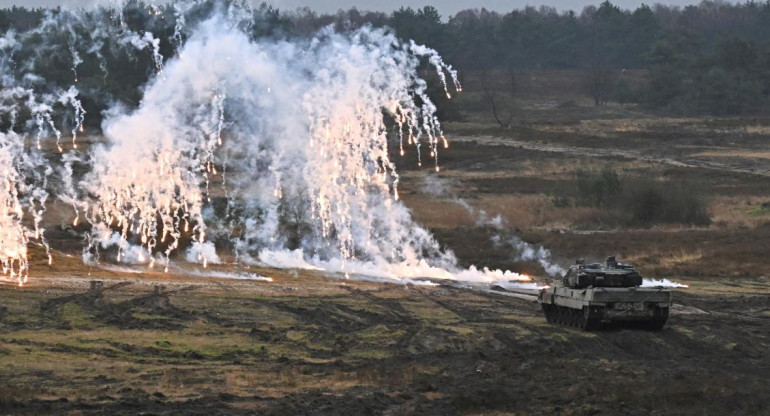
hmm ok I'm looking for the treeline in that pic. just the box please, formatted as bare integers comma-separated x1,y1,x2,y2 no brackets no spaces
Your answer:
355,1,770,115
2,1,770,118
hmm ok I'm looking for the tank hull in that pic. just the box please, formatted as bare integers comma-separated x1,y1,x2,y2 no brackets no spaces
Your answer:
538,286,672,331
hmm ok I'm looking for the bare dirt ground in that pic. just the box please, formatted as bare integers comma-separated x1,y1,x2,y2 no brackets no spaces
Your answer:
3,70,770,414
1,267,769,415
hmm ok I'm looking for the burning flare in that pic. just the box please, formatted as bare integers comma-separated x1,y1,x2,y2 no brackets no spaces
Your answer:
84,14,463,276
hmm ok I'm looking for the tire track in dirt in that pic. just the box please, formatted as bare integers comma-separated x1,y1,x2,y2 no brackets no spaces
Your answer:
338,286,424,356
425,287,538,324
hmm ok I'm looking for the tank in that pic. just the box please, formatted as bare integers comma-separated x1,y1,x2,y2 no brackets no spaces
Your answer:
538,256,671,331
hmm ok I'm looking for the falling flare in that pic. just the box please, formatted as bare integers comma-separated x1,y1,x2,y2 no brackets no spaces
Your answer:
74,5,469,281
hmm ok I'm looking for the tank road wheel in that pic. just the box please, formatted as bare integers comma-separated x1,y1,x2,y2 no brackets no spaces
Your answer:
569,309,577,327
581,307,601,331
646,307,669,331
579,307,588,330
556,306,565,325
542,304,552,323
646,319,666,331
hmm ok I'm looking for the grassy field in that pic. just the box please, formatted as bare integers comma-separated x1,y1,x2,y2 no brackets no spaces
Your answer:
398,69,770,278
2,69,770,414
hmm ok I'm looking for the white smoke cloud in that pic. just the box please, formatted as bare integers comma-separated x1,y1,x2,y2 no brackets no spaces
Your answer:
0,1,542,288
180,268,272,282
257,248,530,283
85,11,464,275
498,235,566,277
185,241,221,265
258,249,323,271
90,224,153,264
0,3,190,283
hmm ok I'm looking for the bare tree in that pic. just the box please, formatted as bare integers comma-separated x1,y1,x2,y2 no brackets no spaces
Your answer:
480,68,518,128
585,67,616,106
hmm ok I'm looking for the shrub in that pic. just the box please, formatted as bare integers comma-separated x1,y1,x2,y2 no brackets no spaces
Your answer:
575,167,622,209
563,168,710,227
622,178,710,226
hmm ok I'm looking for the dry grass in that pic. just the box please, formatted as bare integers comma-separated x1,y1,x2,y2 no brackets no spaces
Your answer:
709,196,770,228
473,194,599,229
627,249,703,268
400,197,475,228
406,193,605,230
745,125,770,135
530,117,703,136
476,194,548,227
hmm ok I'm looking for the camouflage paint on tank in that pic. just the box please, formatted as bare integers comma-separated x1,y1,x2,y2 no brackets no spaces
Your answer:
538,257,671,331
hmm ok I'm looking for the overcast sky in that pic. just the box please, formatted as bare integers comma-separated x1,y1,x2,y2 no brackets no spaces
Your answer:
1,0,708,16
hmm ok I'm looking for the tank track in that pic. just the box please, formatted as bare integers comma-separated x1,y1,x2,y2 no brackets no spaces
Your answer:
541,304,601,331
541,304,669,331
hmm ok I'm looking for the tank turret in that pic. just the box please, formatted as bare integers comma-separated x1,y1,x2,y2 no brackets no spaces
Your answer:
563,256,643,288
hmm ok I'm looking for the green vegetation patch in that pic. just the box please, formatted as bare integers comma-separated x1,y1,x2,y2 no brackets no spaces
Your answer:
356,324,406,343
554,167,711,228
56,303,96,330
748,203,770,217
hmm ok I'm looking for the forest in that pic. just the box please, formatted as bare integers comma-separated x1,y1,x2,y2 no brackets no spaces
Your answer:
1,0,769,124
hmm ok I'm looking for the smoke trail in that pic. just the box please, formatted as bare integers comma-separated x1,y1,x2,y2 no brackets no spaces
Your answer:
0,9,95,284
421,175,566,278
491,234,566,277
642,278,688,288
83,12,469,278
0,3,175,283
0,132,52,285
0,1,529,286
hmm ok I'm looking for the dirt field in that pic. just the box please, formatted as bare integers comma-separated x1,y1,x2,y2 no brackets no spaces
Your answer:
3,70,770,414
1,266,768,415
